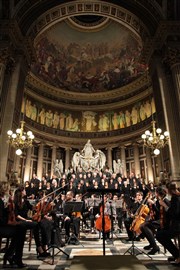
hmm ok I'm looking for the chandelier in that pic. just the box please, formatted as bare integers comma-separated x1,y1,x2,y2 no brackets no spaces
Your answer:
7,121,35,155
141,120,169,155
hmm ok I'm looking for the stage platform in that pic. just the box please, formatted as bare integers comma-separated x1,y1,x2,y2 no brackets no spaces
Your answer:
70,255,147,270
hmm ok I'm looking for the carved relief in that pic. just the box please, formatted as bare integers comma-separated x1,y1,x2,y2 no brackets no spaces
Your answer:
163,47,180,68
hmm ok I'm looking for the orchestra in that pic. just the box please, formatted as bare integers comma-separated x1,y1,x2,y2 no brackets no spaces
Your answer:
0,169,180,268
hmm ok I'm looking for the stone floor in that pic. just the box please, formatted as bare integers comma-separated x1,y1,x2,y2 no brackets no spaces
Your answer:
0,228,179,270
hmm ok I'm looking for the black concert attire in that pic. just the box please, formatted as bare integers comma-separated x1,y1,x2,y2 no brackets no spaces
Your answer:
14,197,53,254
0,197,27,268
156,193,180,260
63,200,81,242
30,176,40,189
124,198,142,241
140,197,170,254
112,198,124,232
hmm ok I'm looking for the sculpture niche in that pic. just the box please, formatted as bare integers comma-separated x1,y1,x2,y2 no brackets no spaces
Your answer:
72,140,106,172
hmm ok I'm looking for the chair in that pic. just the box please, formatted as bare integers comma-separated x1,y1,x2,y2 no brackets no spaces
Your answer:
25,229,33,252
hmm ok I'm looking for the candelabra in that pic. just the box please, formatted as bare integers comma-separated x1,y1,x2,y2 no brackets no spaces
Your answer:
141,121,169,155
7,121,35,155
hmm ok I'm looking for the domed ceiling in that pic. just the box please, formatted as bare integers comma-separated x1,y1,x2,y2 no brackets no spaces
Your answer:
31,16,147,93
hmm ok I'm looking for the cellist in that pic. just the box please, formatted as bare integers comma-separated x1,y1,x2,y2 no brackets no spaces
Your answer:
140,186,170,255
124,191,144,241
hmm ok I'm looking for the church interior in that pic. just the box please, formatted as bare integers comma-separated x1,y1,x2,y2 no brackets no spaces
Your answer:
0,0,180,269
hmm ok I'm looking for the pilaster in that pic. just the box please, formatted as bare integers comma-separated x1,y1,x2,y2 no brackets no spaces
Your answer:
146,148,154,182
37,143,44,179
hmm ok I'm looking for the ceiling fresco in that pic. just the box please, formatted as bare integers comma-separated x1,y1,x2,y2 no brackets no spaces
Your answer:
31,19,148,93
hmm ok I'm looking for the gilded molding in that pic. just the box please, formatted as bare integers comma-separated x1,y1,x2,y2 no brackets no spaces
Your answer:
142,21,180,64
25,116,152,149
26,72,151,103
27,1,149,42
25,86,152,111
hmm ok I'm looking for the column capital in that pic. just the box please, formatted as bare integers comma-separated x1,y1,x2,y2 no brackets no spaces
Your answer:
163,47,180,68
105,146,113,151
119,145,126,150
0,47,9,65
0,47,15,73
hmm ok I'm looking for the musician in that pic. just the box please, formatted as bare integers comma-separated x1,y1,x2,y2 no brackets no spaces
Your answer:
13,186,53,258
0,186,27,268
112,194,124,233
63,191,81,244
95,194,111,240
124,191,144,241
140,186,170,255
156,182,180,265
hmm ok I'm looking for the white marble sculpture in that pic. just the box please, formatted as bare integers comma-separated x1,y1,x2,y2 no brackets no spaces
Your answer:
72,140,106,172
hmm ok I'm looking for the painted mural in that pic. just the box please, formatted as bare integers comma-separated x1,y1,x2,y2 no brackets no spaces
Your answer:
22,97,156,132
31,20,147,93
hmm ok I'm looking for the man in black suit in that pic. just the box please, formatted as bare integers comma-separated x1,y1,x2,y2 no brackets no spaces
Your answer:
156,182,180,265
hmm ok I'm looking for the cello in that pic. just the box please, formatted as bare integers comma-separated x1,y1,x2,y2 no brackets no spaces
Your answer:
7,190,18,225
130,193,150,235
95,198,111,233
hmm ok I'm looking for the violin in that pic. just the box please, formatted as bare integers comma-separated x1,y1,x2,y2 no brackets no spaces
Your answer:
32,197,53,222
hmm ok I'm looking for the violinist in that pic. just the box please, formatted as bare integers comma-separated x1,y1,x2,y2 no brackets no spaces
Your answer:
124,191,144,241
0,184,27,268
140,186,170,255
14,186,52,258
156,182,180,265
63,191,81,244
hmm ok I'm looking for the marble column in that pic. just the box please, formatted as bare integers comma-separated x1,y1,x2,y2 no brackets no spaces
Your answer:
24,148,32,182
0,56,26,182
37,143,44,179
51,145,57,177
13,155,20,175
107,147,112,171
65,147,71,172
171,63,180,106
120,146,127,177
133,144,141,178
0,62,5,97
146,148,154,182
154,53,180,181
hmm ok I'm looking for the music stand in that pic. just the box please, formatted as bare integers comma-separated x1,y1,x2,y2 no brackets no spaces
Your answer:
45,216,69,265
123,231,151,258
123,212,152,259
87,188,120,256
64,201,84,246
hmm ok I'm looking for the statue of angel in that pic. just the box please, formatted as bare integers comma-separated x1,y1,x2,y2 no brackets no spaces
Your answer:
113,159,123,174
53,159,63,178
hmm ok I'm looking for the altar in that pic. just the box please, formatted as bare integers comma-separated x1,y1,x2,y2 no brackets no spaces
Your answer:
71,140,106,172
